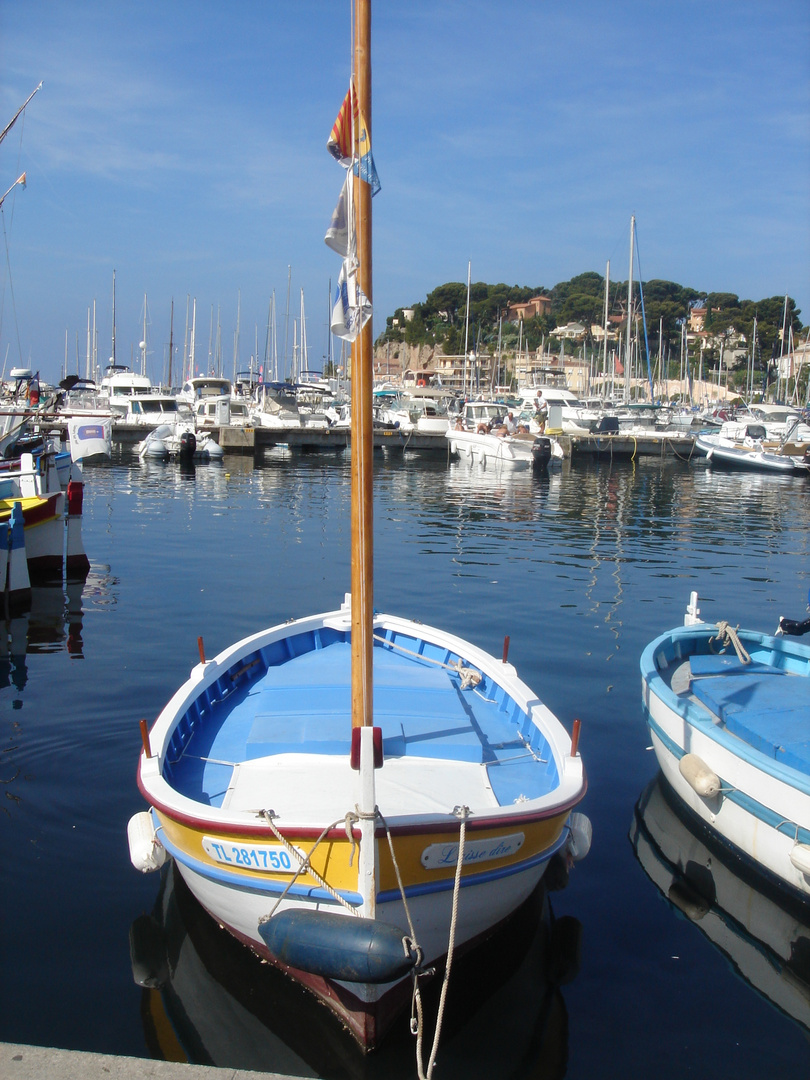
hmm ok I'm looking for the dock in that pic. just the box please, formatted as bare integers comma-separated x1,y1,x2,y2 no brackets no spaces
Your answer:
110,424,452,456
565,431,697,460
2,1044,290,1080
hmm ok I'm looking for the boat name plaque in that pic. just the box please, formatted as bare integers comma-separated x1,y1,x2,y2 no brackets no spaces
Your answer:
420,832,525,870
202,836,303,873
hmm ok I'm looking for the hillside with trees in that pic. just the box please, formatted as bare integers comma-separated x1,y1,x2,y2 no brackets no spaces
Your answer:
378,273,804,385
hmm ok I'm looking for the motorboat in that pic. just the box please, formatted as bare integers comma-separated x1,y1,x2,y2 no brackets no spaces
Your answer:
250,382,303,429
137,424,224,462
695,419,810,474
631,774,810,1040
446,424,538,469
516,385,599,434
640,591,810,902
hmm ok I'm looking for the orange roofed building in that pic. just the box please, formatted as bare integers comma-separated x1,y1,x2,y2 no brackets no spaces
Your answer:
506,296,552,322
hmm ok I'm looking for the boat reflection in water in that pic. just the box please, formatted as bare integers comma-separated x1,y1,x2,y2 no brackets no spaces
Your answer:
630,774,810,1038
130,860,582,1079
1,578,88,680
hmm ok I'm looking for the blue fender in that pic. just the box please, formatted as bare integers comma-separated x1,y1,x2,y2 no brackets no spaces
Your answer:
259,909,418,984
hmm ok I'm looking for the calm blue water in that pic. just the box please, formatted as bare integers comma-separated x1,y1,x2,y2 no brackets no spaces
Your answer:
1,447,809,1078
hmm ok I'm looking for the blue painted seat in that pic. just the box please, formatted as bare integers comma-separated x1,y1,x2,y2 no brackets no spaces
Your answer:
691,671,810,774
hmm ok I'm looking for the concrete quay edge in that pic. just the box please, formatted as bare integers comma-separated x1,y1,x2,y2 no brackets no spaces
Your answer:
1,1044,294,1080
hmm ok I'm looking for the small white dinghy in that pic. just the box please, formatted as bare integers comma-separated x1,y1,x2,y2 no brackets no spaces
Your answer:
641,591,810,902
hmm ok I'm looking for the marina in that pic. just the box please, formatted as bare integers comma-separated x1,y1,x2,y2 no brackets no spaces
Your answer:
1,4,808,1077
1,447,808,1077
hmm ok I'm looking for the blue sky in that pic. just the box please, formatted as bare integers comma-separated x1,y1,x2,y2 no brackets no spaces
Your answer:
1,1,808,386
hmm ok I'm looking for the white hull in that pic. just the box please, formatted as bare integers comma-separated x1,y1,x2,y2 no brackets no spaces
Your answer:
695,433,808,474
446,430,534,469
641,615,810,901
174,846,551,1007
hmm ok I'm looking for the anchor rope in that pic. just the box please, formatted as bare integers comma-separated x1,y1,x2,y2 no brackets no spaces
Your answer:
258,810,360,920
708,620,751,664
372,633,482,689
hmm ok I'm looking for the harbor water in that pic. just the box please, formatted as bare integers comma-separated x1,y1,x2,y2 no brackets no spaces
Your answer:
1,447,809,1078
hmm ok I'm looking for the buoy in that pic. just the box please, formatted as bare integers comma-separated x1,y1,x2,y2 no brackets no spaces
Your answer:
127,811,166,873
679,753,721,798
789,843,810,876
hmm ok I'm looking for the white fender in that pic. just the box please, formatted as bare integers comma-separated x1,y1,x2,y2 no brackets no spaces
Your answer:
127,811,167,873
789,843,810,876
565,812,592,862
679,753,721,798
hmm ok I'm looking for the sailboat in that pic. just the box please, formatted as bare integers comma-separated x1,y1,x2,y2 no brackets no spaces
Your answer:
128,0,590,1053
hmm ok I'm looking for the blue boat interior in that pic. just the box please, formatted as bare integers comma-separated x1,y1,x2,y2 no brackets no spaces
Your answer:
688,654,810,774
162,625,559,809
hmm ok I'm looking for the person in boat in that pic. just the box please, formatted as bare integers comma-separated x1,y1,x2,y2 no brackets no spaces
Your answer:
503,411,517,435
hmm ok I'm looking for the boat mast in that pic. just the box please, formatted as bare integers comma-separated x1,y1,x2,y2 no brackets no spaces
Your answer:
168,299,174,387
624,216,634,401
462,260,471,398
111,269,117,367
602,260,610,395
233,290,241,384
140,293,148,377
352,0,374,732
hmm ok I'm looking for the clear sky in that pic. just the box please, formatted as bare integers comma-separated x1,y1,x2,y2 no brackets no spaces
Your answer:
1,1,808,386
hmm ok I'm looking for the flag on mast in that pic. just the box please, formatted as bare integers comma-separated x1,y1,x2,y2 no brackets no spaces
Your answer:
324,171,354,258
331,258,371,342
326,83,381,196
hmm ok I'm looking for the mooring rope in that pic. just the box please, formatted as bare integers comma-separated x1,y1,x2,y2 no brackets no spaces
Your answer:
708,620,751,664
420,806,469,1079
372,632,482,689
258,809,360,919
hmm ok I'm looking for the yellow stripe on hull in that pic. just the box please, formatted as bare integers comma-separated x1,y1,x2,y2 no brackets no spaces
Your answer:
155,813,363,893
156,809,569,896
377,812,570,892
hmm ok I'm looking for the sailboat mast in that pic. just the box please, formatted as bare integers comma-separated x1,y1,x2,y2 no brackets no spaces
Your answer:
602,260,610,387
168,299,174,387
351,0,374,732
624,216,634,400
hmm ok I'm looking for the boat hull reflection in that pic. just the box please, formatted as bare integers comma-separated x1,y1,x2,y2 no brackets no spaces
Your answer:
131,860,581,1077
630,774,810,1037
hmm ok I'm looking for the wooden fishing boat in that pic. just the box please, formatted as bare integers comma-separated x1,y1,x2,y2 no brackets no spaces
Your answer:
129,0,589,1055
640,592,810,903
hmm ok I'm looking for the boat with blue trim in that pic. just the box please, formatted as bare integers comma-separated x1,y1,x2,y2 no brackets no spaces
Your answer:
128,0,589,1054
129,598,589,1047
640,591,810,903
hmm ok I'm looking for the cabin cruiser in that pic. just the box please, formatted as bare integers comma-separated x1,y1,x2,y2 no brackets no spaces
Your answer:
517,386,599,434
250,382,302,429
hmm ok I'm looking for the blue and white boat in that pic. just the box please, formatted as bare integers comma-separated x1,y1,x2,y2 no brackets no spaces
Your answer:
640,591,810,903
129,598,590,1048
128,0,589,1054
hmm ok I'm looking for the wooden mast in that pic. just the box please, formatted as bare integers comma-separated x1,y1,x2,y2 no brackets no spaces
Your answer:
351,0,373,730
